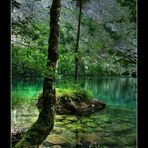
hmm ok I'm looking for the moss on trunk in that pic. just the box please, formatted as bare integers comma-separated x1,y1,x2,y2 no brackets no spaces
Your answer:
13,0,61,147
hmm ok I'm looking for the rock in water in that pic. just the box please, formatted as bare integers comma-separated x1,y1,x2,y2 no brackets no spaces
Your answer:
57,99,106,115
37,89,106,116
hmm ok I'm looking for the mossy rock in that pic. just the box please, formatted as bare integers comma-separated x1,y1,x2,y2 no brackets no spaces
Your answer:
37,88,106,116
52,127,66,134
46,134,66,145
65,124,77,128
54,122,65,127
65,116,78,122
83,133,102,143
85,122,96,128
46,132,76,146
55,115,65,121
73,126,84,132
95,127,105,132
83,127,93,133
62,119,72,124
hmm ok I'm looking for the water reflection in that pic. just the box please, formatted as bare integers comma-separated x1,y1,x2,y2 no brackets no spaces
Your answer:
82,77,136,109
12,79,43,106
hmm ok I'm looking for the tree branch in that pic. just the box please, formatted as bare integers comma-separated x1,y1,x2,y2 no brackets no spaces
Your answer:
11,40,45,50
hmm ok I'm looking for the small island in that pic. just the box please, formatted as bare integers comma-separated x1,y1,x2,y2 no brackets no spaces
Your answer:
37,88,106,115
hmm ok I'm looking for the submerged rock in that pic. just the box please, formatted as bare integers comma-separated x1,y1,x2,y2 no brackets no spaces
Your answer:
65,116,78,122
55,121,65,126
45,133,76,146
95,127,104,132
83,133,98,143
46,134,66,144
85,122,96,128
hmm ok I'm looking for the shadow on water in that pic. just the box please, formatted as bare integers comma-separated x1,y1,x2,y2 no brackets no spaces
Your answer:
11,76,137,148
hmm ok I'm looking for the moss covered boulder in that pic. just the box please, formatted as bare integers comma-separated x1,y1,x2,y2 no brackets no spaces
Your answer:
46,134,66,145
37,88,106,116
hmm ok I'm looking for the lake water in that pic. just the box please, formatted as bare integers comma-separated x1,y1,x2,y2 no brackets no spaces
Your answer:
11,77,137,148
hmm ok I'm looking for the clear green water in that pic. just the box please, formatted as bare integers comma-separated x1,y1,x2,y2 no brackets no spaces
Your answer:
11,77,137,148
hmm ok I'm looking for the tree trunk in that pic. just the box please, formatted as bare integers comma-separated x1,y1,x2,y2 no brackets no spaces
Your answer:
13,0,61,147
74,1,82,82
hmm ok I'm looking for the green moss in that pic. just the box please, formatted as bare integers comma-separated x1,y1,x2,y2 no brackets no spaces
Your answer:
65,116,77,121
64,123,84,131
55,122,65,126
36,88,105,116
56,88,93,102
95,127,105,132
46,134,66,144
55,115,65,121
85,122,96,128
65,124,78,129
83,133,100,143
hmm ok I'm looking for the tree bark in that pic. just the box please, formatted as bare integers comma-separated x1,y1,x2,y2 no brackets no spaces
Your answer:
13,0,61,147
74,1,82,82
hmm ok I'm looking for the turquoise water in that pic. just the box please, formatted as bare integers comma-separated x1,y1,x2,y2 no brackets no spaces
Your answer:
82,77,136,110
11,77,137,147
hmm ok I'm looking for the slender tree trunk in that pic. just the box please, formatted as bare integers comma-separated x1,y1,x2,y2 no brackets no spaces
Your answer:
74,2,82,82
13,0,61,147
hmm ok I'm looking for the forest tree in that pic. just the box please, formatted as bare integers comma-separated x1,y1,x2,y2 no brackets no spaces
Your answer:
14,0,61,147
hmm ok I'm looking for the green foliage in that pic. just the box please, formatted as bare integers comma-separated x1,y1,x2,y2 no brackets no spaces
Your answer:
12,44,47,78
58,46,75,76
12,0,136,78
73,0,91,8
117,0,136,22
60,22,75,44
